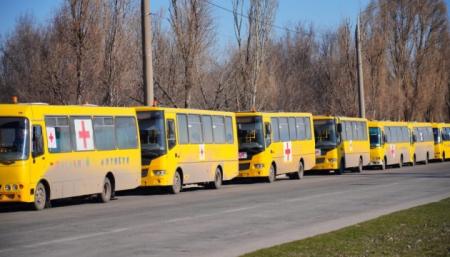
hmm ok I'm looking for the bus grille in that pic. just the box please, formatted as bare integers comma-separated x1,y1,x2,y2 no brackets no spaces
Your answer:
316,157,325,164
239,163,251,171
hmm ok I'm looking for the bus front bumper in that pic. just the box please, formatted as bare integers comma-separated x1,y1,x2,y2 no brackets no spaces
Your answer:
237,162,268,178
312,157,338,170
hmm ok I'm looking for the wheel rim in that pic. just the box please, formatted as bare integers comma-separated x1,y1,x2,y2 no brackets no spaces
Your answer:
35,184,46,209
174,173,181,192
270,166,275,182
103,181,111,199
215,169,222,187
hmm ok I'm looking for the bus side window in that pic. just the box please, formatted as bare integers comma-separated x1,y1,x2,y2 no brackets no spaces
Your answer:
167,119,176,150
32,125,44,158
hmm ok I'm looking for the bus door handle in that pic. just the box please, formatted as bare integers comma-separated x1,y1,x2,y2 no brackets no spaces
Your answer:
175,153,180,158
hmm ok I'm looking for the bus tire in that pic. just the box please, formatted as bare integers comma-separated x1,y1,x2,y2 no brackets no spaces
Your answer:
99,177,112,203
413,155,417,166
398,155,404,168
354,157,363,173
169,171,182,194
207,167,223,189
443,152,446,162
266,165,276,183
290,162,304,180
33,181,48,211
424,153,429,164
336,159,345,175
381,157,386,170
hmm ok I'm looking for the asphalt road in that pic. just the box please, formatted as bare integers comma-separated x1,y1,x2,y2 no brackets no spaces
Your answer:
1,162,450,257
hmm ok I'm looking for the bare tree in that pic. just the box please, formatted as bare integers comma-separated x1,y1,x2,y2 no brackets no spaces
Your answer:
232,0,278,110
169,0,214,108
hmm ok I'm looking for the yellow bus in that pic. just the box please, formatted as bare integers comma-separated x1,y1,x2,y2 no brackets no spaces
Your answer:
236,112,315,182
136,107,238,194
368,121,411,169
432,123,450,161
409,122,434,164
0,104,141,210
313,116,370,174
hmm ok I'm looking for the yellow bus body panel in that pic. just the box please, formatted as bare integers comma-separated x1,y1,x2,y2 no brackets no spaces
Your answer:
409,122,434,163
0,104,141,204
136,107,239,187
236,112,316,178
313,116,370,171
432,123,450,160
368,120,411,167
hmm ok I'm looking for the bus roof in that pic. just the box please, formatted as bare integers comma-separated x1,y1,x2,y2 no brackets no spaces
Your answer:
0,104,136,118
235,111,312,117
313,115,367,122
368,120,409,127
134,106,235,116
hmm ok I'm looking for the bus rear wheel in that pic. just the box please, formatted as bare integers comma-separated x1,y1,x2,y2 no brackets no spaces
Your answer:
266,165,276,183
353,157,363,173
169,171,182,194
398,155,404,168
33,182,48,211
289,162,304,180
207,168,222,189
99,177,112,203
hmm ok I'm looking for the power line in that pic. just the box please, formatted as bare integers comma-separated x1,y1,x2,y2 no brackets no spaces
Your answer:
203,0,306,35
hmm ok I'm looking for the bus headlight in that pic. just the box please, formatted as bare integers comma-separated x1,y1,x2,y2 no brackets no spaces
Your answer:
254,164,265,169
153,170,166,176
328,158,337,163
4,184,11,191
12,184,18,191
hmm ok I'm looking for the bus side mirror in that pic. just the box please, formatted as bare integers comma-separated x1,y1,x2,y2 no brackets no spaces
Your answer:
337,124,342,133
382,133,387,144
412,134,417,143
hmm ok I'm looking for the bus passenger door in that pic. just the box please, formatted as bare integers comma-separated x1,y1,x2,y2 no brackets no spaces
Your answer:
31,125,48,198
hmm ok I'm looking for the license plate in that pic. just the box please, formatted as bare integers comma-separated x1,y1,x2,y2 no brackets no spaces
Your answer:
315,149,321,157
239,152,247,159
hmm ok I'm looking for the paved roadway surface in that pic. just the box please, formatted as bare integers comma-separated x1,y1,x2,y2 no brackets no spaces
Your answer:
1,162,450,257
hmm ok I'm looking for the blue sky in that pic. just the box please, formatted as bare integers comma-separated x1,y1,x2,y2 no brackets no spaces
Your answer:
1,0,449,53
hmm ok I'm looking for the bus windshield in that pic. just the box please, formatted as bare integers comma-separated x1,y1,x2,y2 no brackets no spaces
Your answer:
0,117,29,163
237,116,265,153
314,119,338,148
369,127,382,147
137,111,167,163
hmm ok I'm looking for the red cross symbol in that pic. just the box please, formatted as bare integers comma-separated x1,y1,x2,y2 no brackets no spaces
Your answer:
49,132,54,143
285,142,291,160
78,121,91,149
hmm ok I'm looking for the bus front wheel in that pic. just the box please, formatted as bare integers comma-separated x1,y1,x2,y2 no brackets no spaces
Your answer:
336,159,345,175
99,177,112,203
33,182,48,211
266,165,276,183
169,171,182,194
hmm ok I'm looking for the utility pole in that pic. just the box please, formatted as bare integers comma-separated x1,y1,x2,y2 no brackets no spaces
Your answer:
141,0,154,106
355,16,365,118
